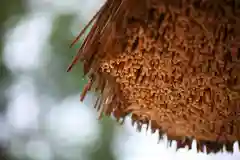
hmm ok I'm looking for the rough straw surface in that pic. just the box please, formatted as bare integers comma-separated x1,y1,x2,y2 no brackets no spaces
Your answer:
69,0,240,153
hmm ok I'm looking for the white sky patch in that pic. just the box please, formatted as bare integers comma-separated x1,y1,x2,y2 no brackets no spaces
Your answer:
6,76,39,132
27,0,105,19
3,12,52,72
45,95,99,147
113,117,240,160
78,0,105,21
25,139,53,160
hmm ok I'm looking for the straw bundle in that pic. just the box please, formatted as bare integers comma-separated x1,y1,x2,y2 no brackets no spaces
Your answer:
68,0,240,153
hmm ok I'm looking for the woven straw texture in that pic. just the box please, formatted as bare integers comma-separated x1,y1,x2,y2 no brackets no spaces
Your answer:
68,0,240,153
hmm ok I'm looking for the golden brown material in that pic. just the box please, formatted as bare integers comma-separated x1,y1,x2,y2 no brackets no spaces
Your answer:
68,0,240,153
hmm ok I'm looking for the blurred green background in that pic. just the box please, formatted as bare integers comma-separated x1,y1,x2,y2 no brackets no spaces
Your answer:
0,0,118,160
1,0,240,160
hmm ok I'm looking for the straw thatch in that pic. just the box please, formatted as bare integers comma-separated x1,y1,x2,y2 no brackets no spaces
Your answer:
68,0,240,153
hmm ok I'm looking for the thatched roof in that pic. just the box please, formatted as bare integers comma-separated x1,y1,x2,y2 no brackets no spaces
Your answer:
68,0,240,153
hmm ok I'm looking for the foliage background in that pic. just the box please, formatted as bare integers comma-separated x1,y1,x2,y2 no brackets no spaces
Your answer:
0,0,240,160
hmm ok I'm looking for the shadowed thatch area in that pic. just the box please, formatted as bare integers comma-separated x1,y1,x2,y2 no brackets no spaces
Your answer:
68,0,240,154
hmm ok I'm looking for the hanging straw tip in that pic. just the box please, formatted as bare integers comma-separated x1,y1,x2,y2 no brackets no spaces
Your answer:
66,64,74,72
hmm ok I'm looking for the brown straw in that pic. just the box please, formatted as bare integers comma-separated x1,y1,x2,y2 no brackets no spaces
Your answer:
68,0,240,153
